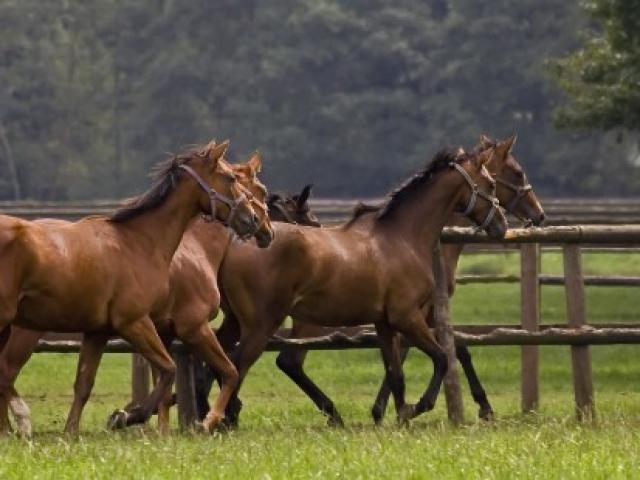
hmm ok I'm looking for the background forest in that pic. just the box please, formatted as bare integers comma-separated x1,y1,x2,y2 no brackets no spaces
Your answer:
1,0,639,200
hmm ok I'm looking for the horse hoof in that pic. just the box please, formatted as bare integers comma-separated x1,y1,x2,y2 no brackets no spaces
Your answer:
107,409,129,430
202,413,223,433
479,406,495,421
397,404,416,425
327,415,344,428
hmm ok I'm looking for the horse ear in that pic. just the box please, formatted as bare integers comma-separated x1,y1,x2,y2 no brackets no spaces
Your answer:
476,147,494,168
506,134,517,153
479,134,494,150
208,139,230,162
246,152,262,176
494,135,517,160
297,184,313,207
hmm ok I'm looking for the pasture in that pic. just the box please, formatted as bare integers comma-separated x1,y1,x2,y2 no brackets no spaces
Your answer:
1,251,639,479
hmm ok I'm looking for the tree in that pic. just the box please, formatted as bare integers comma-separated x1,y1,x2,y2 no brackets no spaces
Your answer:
552,0,640,130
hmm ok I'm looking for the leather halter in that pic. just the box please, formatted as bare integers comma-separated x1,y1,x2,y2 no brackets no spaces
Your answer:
449,162,501,230
495,176,533,214
178,164,249,227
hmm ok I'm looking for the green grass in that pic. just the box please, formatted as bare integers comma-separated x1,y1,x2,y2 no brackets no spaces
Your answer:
1,251,640,479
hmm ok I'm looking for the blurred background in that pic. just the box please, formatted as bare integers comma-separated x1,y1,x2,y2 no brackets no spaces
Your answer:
0,0,639,200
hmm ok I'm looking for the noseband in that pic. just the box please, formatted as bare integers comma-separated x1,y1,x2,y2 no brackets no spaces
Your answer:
178,164,249,227
495,177,533,214
449,162,501,230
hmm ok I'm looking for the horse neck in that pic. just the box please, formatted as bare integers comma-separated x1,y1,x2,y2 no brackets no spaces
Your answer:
189,219,233,267
120,185,201,264
377,171,464,256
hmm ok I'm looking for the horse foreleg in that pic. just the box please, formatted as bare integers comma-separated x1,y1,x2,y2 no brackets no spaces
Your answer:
374,322,413,425
178,323,238,432
392,310,448,423
370,336,410,425
107,316,176,431
223,327,274,429
276,345,344,427
64,333,109,434
456,345,494,420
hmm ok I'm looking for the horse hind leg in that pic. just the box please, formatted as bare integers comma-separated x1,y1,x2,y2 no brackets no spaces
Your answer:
0,327,42,437
276,345,344,427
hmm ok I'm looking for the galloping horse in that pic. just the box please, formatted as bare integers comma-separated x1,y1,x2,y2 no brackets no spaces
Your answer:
0,140,268,436
215,146,508,428
267,135,545,426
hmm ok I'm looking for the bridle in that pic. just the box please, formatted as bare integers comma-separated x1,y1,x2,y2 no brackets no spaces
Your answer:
178,164,251,228
449,162,501,231
495,176,533,216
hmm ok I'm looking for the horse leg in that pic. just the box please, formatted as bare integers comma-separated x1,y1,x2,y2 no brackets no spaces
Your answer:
196,315,240,422
392,310,448,423
178,323,238,432
0,327,43,437
223,327,275,429
370,336,410,425
107,316,176,430
276,344,344,427
374,322,415,425
64,333,109,434
456,345,494,420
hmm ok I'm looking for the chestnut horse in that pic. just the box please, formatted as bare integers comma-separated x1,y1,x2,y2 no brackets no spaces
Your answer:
214,146,508,428
265,135,545,426
0,141,268,436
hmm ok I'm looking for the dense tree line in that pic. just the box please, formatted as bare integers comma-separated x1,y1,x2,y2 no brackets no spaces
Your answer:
0,0,638,200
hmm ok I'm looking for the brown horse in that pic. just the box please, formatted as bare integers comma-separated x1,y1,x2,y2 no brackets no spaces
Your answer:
214,146,507,428
269,135,545,426
176,184,323,423
0,141,269,436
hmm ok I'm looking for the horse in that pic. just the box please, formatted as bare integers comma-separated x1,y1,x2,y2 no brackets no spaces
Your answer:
0,140,270,436
213,146,508,428
131,179,323,432
263,135,545,426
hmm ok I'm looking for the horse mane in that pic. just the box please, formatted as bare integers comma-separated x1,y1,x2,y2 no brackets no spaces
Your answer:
376,148,462,221
110,146,206,223
343,202,381,227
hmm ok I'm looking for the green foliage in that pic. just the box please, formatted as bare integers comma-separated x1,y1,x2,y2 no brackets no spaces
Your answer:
0,0,638,200
552,0,640,130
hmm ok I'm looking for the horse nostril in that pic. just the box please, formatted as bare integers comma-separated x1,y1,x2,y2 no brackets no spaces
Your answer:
252,214,259,225
538,213,546,225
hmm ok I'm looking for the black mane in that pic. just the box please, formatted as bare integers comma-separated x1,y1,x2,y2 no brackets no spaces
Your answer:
376,148,462,221
110,146,206,223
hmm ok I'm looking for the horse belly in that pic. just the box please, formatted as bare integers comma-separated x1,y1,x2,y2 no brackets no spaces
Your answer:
15,292,107,332
291,288,384,327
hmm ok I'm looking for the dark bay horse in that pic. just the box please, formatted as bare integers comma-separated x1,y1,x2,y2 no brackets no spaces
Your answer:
0,141,269,436
215,146,508,428
268,135,546,426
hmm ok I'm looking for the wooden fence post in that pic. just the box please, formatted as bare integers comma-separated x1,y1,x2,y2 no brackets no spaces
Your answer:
433,242,465,424
131,353,150,406
520,243,540,412
175,350,198,431
563,243,595,421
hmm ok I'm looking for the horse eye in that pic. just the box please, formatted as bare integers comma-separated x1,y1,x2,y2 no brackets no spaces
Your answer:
515,171,524,178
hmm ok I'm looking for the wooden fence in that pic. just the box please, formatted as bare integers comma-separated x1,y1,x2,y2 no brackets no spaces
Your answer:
31,224,640,429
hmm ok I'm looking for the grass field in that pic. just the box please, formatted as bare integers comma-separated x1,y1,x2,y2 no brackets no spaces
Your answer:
1,251,639,479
